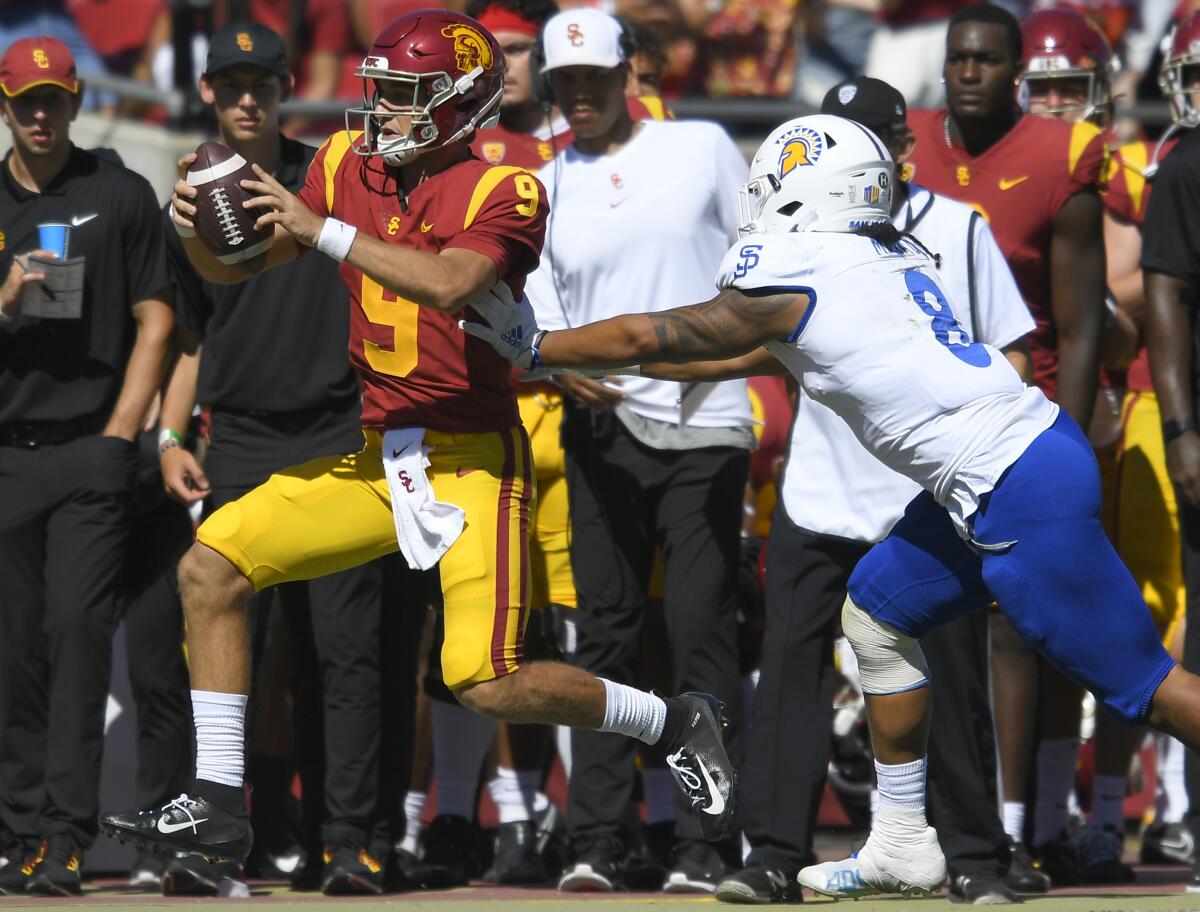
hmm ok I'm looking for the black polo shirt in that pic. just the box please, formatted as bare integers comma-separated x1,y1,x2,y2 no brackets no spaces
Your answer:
166,136,357,414
1142,128,1200,412
0,145,169,424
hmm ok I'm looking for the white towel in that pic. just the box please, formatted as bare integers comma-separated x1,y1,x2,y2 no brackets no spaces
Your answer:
383,428,465,571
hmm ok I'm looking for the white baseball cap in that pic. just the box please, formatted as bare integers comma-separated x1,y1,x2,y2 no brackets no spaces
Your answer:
541,8,626,73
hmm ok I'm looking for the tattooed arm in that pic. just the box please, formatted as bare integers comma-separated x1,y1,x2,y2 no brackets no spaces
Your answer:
639,346,786,381
535,288,809,370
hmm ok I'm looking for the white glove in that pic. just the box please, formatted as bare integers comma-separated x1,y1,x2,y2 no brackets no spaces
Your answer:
459,281,546,369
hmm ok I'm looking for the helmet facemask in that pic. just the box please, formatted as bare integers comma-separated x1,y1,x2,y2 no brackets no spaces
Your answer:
1160,58,1200,128
1020,65,1110,125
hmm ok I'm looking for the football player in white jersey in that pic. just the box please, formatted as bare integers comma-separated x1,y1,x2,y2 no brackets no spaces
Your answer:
463,113,1199,898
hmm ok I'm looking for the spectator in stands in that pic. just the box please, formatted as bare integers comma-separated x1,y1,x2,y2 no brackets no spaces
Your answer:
864,0,973,108
0,35,172,895
524,8,752,893
793,0,880,105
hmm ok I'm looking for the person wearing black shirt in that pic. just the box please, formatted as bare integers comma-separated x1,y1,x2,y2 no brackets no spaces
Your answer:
156,23,419,896
1144,125,1200,894
0,37,173,896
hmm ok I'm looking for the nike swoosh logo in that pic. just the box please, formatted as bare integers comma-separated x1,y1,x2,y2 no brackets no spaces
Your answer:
157,815,207,834
391,444,411,458
71,213,98,226
609,199,629,208
420,221,434,233
456,466,480,478
998,176,1029,191
698,762,725,816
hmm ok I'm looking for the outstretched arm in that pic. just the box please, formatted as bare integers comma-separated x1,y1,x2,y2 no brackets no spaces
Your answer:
639,346,786,381
537,288,809,370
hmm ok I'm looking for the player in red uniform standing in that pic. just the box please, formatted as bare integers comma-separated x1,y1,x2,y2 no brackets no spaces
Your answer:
1014,7,1184,883
904,2,1107,892
98,10,735,867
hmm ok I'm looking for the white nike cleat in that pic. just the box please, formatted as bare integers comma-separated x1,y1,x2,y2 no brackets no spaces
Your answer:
798,824,946,898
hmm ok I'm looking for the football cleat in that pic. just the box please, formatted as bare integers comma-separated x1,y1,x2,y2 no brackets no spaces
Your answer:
558,833,626,892
321,843,384,895
27,836,82,897
715,863,803,904
100,792,253,863
663,693,736,841
162,853,249,897
799,825,945,898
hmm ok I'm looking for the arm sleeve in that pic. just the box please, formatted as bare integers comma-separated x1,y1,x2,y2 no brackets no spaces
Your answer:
444,170,548,292
711,128,748,242
161,205,211,336
122,175,171,305
1141,145,1200,282
971,216,1035,349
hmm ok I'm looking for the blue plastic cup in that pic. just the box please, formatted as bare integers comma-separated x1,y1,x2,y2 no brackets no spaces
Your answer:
37,223,69,259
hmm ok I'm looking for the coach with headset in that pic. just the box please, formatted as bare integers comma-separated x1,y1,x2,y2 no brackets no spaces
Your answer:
523,8,752,894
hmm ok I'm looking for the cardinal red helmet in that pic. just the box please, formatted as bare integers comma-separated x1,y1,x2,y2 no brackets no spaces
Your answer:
1018,9,1114,125
346,9,504,165
1160,11,1200,127
1030,0,1132,48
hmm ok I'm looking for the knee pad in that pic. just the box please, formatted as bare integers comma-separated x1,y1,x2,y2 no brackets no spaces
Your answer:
841,597,930,695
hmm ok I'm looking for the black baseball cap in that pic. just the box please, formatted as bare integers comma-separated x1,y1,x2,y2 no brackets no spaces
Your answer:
205,22,289,80
821,76,907,134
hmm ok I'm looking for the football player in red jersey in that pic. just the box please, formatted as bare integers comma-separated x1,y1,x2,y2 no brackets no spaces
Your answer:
1017,6,1186,884
99,9,736,867
905,3,1107,891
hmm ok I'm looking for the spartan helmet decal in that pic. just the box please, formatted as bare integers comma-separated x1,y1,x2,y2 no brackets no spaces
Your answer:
440,23,493,74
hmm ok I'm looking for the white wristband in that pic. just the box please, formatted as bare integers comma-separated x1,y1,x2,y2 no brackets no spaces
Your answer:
171,205,196,238
317,218,358,262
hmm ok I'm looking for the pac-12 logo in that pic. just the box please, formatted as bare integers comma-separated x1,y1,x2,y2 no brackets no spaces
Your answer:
733,243,763,279
441,24,493,73
776,126,824,179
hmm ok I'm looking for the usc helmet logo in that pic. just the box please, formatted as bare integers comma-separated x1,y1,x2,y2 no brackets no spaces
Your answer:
441,24,493,73
236,32,254,52
32,49,49,70
567,23,584,46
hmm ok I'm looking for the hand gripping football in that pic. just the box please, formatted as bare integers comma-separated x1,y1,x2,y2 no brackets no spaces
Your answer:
186,141,272,265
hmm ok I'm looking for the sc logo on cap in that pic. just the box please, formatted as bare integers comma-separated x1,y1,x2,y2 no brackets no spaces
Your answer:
567,23,584,46
237,32,254,52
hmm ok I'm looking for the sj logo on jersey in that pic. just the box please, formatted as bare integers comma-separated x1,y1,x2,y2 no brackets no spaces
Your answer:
734,244,763,279
776,125,824,179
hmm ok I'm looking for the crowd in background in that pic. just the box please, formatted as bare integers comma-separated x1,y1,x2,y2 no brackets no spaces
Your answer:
3,0,1200,903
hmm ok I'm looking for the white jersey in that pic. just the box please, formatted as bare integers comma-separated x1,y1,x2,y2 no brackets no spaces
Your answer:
718,229,1058,535
525,120,753,429
781,187,1035,541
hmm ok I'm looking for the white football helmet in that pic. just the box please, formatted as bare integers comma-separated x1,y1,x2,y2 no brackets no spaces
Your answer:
738,114,893,236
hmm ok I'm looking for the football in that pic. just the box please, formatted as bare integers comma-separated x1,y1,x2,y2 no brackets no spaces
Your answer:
186,141,272,266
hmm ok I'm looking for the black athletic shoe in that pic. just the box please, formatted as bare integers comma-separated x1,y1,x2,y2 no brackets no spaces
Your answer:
1189,853,1200,894
625,821,674,891
0,841,44,895
1033,833,1077,887
1141,821,1195,865
128,850,165,889
161,854,249,897
484,821,549,885
1005,839,1050,893
949,872,1019,905
714,863,802,904
558,833,626,892
412,814,474,889
100,792,253,863
27,836,82,897
321,843,384,895
663,839,726,894
663,693,736,841
1070,825,1134,885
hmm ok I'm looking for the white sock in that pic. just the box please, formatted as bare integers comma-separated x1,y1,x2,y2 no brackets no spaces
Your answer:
1003,800,1026,843
192,690,248,788
1090,773,1126,832
400,791,426,855
1158,734,1189,824
642,767,677,825
431,699,496,820
556,725,573,779
875,757,926,815
487,766,541,825
597,678,666,744
1032,737,1078,847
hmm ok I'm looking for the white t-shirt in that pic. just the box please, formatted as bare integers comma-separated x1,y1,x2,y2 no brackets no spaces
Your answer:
526,120,753,429
781,186,1035,542
718,229,1057,538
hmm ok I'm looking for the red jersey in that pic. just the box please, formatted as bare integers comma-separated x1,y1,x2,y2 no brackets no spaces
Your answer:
471,97,670,169
298,133,547,432
907,109,1106,399
1102,137,1179,391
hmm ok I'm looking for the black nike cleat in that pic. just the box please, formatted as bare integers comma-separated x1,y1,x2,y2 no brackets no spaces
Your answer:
663,692,736,841
100,793,253,863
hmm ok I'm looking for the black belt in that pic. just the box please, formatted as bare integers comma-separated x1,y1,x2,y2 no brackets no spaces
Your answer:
0,415,104,448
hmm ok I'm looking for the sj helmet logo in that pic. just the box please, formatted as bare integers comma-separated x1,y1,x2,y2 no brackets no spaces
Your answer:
567,23,584,46
441,24,493,73
236,32,254,52
777,126,824,179
32,49,49,69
